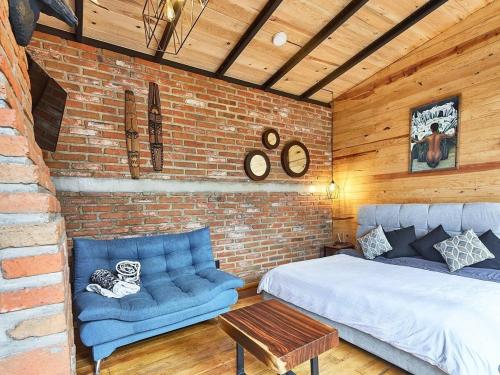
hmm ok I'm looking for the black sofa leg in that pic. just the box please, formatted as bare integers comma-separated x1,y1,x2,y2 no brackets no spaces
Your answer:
94,359,102,375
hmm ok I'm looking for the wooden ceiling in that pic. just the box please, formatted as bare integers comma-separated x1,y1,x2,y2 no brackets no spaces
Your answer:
37,0,493,105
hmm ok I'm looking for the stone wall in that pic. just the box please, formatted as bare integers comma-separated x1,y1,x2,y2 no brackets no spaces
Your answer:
0,1,74,374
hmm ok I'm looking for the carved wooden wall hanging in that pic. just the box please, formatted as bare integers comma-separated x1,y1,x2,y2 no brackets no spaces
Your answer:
124,90,140,179
148,82,163,172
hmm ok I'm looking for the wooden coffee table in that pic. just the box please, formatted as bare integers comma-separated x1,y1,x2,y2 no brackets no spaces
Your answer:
219,299,339,375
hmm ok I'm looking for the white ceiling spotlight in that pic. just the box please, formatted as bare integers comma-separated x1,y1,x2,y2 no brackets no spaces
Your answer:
272,31,288,47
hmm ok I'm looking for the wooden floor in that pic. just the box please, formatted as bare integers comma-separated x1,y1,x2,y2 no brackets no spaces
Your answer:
76,295,408,375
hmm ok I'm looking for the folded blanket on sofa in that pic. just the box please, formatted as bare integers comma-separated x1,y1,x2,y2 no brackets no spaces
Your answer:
86,261,141,299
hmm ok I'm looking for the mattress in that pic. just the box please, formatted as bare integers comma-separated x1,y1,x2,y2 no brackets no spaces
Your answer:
257,255,500,375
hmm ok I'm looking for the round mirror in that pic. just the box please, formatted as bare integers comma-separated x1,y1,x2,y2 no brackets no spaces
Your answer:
262,128,280,149
281,141,310,177
244,150,271,181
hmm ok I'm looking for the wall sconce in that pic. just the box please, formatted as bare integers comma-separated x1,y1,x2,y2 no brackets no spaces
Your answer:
326,179,339,200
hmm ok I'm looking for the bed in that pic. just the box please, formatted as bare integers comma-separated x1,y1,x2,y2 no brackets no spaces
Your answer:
258,203,500,375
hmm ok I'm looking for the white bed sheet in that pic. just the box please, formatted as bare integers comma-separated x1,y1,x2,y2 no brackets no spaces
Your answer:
257,255,500,375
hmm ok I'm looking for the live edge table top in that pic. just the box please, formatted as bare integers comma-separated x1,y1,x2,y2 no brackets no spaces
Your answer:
218,299,339,374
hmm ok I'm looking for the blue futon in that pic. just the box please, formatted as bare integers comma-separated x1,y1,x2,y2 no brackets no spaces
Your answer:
73,227,243,374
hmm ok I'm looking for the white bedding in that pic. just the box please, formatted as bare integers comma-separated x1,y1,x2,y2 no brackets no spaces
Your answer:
257,255,500,375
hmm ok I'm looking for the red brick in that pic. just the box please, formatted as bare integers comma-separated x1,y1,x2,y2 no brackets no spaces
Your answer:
2,252,64,279
0,108,16,127
8,312,66,339
0,135,28,156
0,192,60,213
0,345,71,375
0,218,65,248
0,283,65,313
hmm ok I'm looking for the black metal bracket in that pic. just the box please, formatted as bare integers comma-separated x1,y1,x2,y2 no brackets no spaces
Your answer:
235,343,319,375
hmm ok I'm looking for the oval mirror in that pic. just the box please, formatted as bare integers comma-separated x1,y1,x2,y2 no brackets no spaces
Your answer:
244,150,271,181
281,141,310,177
262,128,280,149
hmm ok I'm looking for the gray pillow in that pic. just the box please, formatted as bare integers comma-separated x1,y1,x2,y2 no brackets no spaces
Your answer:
357,225,392,260
433,229,495,272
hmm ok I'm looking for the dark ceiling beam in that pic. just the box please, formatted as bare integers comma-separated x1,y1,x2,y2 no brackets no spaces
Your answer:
75,0,84,42
263,0,368,90
154,2,183,61
34,24,329,108
301,0,449,98
215,0,283,77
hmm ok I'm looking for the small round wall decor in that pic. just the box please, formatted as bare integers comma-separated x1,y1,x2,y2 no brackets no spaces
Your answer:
262,128,280,149
281,141,310,178
244,150,271,181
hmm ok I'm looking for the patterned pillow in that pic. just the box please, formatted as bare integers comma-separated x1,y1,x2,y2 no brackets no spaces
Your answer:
433,229,495,272
357,225,392,260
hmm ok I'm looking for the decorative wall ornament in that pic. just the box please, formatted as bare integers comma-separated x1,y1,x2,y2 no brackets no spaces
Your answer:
148,82,163,172
262,128,280,149
409,95,459,173
8,0,77,46
124,90,140,179
244,150,271,181
281,141,310,178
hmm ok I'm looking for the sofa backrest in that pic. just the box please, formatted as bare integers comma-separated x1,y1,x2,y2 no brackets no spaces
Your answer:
73,227,215,294
357,203,500,239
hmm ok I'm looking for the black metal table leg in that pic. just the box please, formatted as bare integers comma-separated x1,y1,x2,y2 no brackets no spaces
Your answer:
236,343,246,375
310,357,319,375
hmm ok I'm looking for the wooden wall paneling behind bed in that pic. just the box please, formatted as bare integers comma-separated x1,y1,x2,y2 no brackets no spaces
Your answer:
331,1,500,241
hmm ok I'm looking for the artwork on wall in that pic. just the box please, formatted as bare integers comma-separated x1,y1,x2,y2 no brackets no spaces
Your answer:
409,95,459,173
148,82,163,172
124,90,140,179
244,150,271,181
281,141,310,177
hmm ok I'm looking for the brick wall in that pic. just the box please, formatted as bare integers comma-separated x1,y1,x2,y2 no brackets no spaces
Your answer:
27,32,333,283
0,2,74,374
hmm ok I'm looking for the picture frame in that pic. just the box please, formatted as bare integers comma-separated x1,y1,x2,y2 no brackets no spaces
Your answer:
409,95,460,173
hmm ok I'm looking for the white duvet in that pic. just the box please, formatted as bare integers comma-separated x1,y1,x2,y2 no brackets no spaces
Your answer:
257,255,500,375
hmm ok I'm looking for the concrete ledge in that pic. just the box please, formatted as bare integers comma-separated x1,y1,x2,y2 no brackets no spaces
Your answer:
53,177,323,194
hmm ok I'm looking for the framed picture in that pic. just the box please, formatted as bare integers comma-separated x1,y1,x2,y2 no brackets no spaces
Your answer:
409,95,459,173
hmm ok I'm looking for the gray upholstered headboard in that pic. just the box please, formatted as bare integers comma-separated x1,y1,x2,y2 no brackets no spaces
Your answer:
357,203,500,239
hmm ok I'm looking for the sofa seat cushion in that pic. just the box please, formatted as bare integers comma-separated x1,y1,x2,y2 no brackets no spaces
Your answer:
79,289,238,346
74,268,243,322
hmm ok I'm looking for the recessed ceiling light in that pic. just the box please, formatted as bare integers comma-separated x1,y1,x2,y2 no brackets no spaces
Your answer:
272,32,287,47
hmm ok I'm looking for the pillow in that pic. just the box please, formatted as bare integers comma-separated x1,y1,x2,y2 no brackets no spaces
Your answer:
410,225,450,262
473,230,500,270
383,226,418,258
433,229,495,272
357,225,392,260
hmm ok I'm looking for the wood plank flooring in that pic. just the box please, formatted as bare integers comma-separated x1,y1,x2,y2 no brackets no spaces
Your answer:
76,295,408,375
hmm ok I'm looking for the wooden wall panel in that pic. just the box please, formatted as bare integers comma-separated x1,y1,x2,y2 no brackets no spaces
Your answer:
331,2,500,242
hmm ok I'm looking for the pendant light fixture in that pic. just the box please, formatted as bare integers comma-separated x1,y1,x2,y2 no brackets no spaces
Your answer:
326,179,339,200
143,0,209,55
327,91,339,200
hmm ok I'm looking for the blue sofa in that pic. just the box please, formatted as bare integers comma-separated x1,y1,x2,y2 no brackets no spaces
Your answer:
73,227,243,374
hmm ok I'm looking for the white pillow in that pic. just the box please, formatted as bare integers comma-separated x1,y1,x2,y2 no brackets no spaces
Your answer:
357,225,392,260
433,229,495,272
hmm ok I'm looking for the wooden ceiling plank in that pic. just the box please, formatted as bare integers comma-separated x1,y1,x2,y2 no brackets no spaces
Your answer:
301,0,449,98
263,0,368,89
35,23,329,108
215,0,283,77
